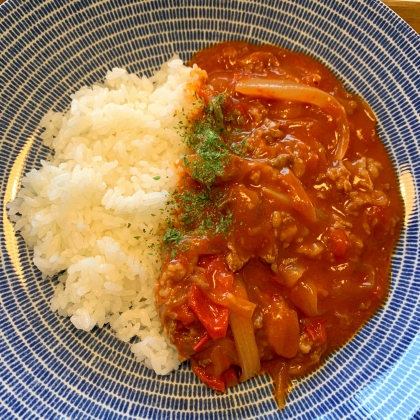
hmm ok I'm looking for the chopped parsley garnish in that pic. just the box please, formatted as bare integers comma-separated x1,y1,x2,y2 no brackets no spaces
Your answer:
163,228,183,245
161,91,240,260
215,212,234,234
177,189,211,228
163,228,185,259
180,94,231,187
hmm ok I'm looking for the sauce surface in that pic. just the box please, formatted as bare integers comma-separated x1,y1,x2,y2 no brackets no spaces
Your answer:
156,42,403,407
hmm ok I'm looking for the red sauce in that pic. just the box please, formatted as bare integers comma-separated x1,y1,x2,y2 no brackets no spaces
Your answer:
156,42,403,408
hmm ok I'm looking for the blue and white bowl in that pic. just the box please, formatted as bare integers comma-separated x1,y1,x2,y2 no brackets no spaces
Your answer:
1,1,419,418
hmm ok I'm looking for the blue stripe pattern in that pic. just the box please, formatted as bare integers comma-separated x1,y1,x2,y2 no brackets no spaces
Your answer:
0,0,419,419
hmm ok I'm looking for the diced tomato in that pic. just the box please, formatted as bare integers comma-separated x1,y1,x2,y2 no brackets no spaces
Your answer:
190,338,239,392
197,254,224,272
188,284,229,340
195,85,214,102
192,364,226,393
304,318,327,344
175,302,197,326
189,255,233,340
209,339,239,376
198,254,234,292
330,229,348,258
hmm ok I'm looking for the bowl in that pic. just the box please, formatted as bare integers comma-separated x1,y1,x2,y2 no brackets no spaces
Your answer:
1,1,419,418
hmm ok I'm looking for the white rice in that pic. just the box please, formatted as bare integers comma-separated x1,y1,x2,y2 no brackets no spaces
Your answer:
7,57,202,375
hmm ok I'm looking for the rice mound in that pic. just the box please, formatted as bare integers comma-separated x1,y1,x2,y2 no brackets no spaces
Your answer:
7,57,202,375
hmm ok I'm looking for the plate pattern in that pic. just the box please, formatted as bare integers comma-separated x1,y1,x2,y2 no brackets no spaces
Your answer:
0,1,419,419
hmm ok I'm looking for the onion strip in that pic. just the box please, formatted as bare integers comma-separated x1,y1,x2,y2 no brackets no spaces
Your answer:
290,280,319,317
273,361,289,410
206,291,256,318
235,77,350,160
262,167,316,222
229,277,261,382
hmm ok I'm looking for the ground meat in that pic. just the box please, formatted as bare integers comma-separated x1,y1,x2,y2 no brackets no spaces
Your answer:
226,243,249,272
327,161,352,192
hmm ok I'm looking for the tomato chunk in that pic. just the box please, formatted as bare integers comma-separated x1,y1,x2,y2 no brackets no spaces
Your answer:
192,364,226,393
188,284,229,340
304,318,327,344
330,229,348,258
198,254,234,292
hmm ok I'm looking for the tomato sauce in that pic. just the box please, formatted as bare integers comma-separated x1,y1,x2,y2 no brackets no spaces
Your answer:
156,42,404,408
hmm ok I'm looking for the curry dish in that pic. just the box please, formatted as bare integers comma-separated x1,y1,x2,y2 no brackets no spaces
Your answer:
156,42,403,407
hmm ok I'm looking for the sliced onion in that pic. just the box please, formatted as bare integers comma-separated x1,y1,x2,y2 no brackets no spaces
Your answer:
235,77,350,160
262,167,316,222
279,264,306,288
229,277,261,382
273,361,289,410
262,187,292,205
208,291,256,318
290,279,319,317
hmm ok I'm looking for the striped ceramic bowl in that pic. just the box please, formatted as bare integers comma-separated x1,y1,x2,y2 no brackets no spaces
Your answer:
1,1,419,419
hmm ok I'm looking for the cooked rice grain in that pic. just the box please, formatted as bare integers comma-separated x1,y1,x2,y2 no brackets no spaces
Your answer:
7,57,203,375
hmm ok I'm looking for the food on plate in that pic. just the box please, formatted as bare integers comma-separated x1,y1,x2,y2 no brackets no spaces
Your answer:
8,40,403,409
155,41,404,407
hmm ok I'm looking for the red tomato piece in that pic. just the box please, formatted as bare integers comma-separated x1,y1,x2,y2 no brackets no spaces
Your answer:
188,284,229,340
304,319,327,344
192,364,226,393
198,254,234,293
330,229,348,258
